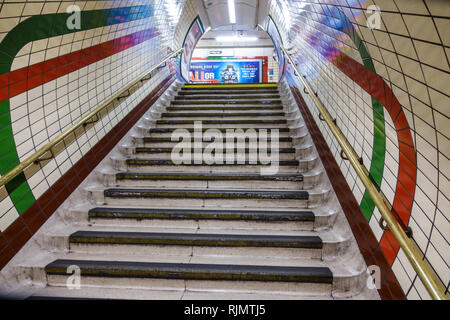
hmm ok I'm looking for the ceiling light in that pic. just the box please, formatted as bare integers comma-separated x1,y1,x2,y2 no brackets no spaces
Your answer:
216,36,258,42
227,0,236,24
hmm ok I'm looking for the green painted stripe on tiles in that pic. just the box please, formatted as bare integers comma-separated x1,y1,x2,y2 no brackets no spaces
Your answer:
0,6,154,214
358,44,386,222
341,14,387,222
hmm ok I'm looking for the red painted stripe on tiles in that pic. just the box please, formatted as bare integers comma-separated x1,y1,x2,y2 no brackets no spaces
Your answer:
332,54,417,265
288,77,405,300
0,28,160,102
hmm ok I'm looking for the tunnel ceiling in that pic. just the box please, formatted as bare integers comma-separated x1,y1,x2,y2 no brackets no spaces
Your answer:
201,0,268,30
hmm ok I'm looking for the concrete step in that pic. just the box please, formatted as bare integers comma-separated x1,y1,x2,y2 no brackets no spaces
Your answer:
132,136,294,148
120,146,298,161
171,100,282,105
161,112,285,117
174,94,281,100
166,105,284,111
112,157,318,173
165,109,285,115
104,170,322,188
145,127,291,134
88,187,330,208
119,142,313,160
67,203,337,233
115,172,304,181
42,222,347,257
86,207,317,231
87,207,314,221
156,116,287,121
131,131,307,144
155,119,287,125
67,230,323,259
99,171,323,189
68,230,322,248
44,259,333,292
178,89,280,94
152,123,289,129
103,188,309,200
28,286,332,300
15,251,346,298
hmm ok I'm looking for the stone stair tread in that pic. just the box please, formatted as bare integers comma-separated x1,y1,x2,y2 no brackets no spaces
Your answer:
102,188,309,200
52,222,318,236
140,136,293,142
24,250,329,268
174,95,281,99
88,206,315,221
161,112,285,117
45,259,333,283
181,87,278,90
28,286,331,300
156,119,287,124
171,100,282,105
147,127,291,133
133,147,296,153
115,172,303,181
69,230,323,248
125,159,301,165
28,287,184,300
166,105,284,110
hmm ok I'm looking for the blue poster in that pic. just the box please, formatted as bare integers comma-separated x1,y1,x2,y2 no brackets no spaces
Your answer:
190,60,262,84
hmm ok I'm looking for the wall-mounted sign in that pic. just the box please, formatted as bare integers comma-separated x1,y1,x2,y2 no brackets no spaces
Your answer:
180,16,204,82
266,16,285,81
190,59,262,84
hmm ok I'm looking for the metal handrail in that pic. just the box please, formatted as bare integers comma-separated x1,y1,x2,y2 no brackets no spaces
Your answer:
281,46,448,300
0,47,183,189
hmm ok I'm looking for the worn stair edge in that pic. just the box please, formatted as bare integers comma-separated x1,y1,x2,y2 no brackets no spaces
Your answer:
45,260,332,283
174,95,281,100
102,188,309,200
141,136,293,142
179,89,280,92
178,89,280,93
69,231,322,249
88,207,315,221
161,112,285,117
166,106,284,110
115,172,304,182
156,119,287,124
171,100,282,105
147,127,291,133
125,159,301,166
134,147,296,154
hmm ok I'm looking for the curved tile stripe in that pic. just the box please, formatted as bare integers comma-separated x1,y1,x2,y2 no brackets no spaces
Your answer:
0,6,153,214
292,7,387,222
0,28,159,101
290,7,417,265
327,7,387,223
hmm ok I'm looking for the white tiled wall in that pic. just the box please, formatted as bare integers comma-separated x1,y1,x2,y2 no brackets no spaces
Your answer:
0,0,185,230
269,0,449,299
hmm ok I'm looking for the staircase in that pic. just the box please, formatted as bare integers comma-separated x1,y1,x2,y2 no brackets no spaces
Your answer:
8,83,377,300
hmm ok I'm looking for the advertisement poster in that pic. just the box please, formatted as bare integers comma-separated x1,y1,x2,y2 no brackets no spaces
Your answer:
190,60,262,84
180,17,204,82
266,16,285,80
